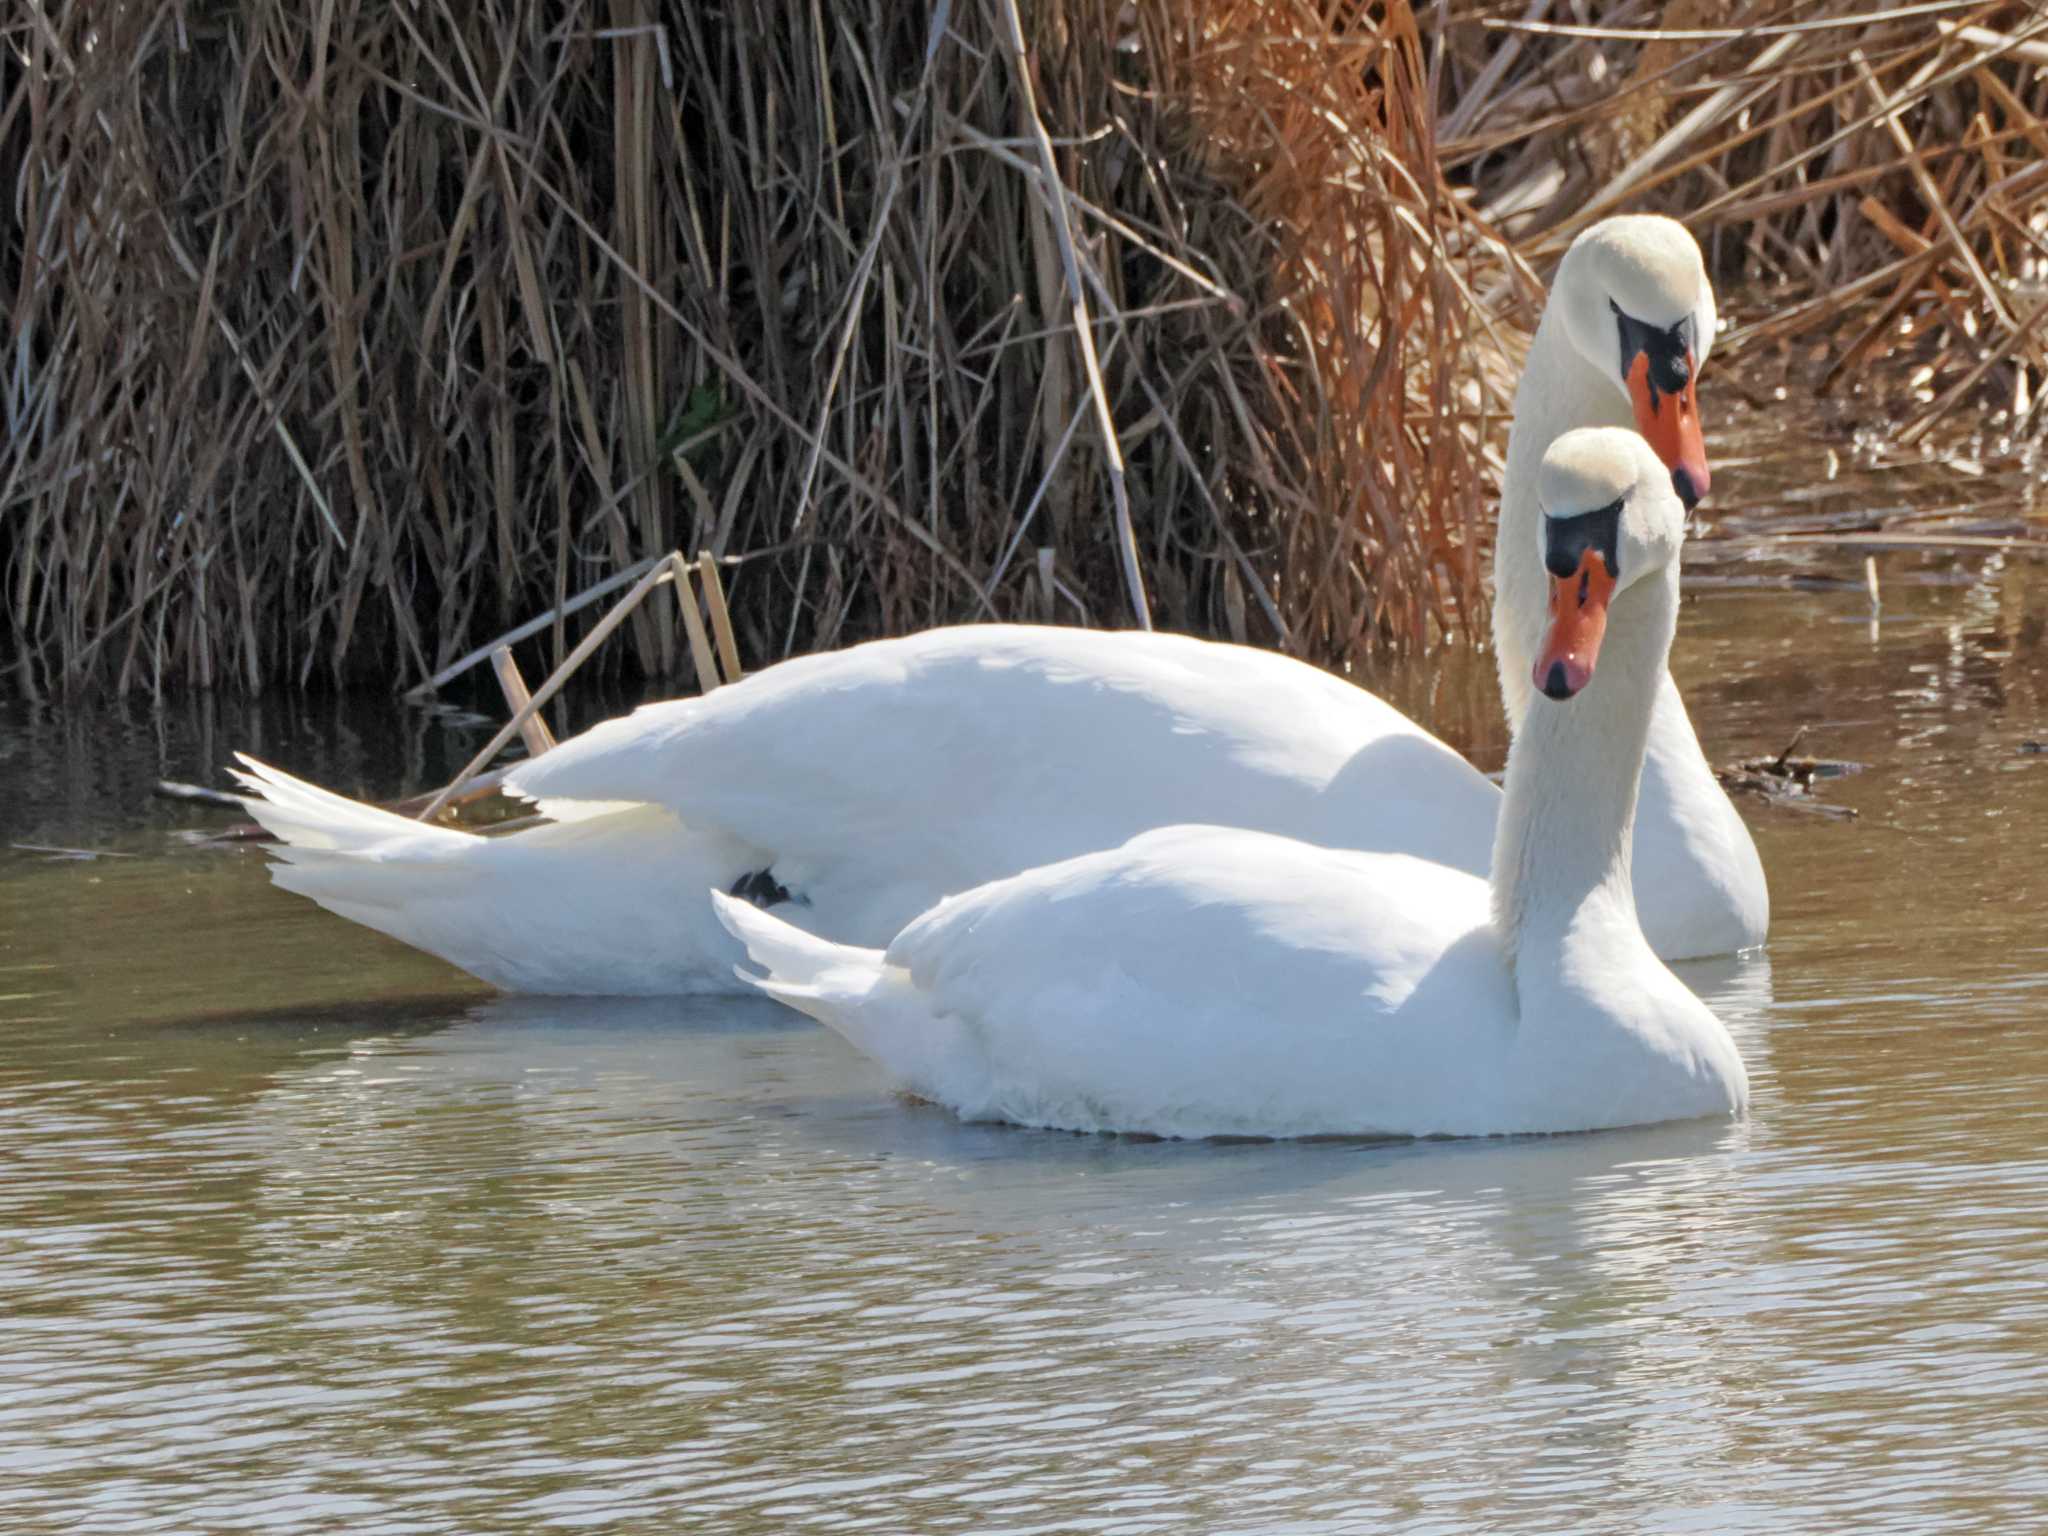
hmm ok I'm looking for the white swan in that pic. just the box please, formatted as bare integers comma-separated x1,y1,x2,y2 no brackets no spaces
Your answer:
235,215,1765,994
713,428,1749,1139
232,632,1499,991
1496,217,1766,958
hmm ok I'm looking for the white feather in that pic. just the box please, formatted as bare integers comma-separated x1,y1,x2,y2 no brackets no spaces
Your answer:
233,754,766,994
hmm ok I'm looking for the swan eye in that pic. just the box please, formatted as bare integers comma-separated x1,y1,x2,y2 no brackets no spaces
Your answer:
1542,495,1625,582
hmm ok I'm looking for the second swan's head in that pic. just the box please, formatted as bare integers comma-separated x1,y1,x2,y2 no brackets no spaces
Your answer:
1553,215,1715,511
1531,427,1688,703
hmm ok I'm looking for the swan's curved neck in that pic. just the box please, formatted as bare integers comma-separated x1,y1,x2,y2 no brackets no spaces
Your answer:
1489,568,1678,986
1495,309,1635,730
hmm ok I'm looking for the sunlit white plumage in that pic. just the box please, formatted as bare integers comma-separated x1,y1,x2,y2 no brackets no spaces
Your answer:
235,632,1495,991
716,429,1750,1139
1495,215,1767,958
236,215,1765,992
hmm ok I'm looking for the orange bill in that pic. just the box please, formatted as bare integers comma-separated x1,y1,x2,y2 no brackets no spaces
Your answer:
1626,351,1709,507
1533,550,1617,701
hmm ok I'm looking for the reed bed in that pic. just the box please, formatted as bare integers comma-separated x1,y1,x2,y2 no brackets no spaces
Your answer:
2,1,2044,696
1435,0,2048,421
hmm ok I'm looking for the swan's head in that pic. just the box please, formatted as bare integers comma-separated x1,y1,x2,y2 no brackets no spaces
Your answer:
1553,215,1715,510
1531,427,1687,702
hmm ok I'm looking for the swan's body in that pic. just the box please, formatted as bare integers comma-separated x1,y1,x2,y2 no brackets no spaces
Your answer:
713,827,1739,1138
236,628,1496,993
238,216,1767,991
717,430,1749,1139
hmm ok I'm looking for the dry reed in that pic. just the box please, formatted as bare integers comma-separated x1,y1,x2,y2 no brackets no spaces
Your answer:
1434,0,2048,421
2,1,2044,696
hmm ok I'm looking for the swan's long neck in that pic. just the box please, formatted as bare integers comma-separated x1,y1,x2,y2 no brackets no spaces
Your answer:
1495,310,1634,731
1489,567,1678,985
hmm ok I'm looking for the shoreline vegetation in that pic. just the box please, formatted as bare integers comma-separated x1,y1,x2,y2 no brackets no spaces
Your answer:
3,1,2045,697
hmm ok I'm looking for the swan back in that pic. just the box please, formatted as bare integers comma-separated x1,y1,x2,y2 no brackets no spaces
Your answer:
510,625,1499,939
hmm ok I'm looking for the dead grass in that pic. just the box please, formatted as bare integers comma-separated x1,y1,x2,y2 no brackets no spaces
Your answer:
1436,0,2048,423
2,1,2043,695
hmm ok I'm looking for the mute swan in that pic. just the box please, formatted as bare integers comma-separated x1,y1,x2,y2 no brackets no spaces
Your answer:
1496,218,1766,958
236,215,1765,994
713,428,1750,1139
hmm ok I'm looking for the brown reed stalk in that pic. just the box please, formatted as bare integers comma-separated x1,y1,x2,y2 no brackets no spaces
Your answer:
1440,0,2048,400
2,0,2042,698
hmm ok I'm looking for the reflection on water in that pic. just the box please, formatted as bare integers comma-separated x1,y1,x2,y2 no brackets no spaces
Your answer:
6,545,2048,1529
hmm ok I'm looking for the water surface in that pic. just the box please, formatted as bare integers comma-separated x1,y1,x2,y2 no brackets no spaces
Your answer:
5,531,2048,1530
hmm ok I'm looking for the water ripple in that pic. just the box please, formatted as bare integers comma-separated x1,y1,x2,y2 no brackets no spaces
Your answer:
8,567,2048,1530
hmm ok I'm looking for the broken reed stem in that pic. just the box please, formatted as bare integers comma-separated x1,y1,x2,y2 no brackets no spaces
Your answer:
414,555,683,823
403,555,666,701
491,646,559,757
1899,295,2048,444
675,568,722,699
413,549,738,823
698,552,745,683
1567,33,1805,231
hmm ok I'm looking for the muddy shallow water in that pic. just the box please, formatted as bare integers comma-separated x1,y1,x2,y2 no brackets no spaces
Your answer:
5,541,2048,1529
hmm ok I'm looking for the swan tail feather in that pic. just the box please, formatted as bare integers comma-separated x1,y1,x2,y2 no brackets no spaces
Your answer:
231,752,466,861
709,889,885,1013
233,756,758,994
711,891,985,1105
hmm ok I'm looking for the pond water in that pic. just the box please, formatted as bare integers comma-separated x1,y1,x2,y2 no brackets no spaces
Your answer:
5,484,2048,1528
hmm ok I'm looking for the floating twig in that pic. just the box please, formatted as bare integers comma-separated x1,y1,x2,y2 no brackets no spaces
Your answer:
153,779,248,810
1767,726,1811,777
11,843,140,861
1718,729,1864,818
